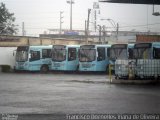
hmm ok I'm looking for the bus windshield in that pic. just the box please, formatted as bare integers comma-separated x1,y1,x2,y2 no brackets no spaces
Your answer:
16,51,28,62
52,49,66,61
133,43,151,59
110,44,127,60
154,48,160,59
133,48,151,59
110,48,127,60
79,49,96,62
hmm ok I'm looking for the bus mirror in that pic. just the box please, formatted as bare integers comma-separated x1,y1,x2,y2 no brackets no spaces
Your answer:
13,50,16,56
96,53,98,58
29,53,31,59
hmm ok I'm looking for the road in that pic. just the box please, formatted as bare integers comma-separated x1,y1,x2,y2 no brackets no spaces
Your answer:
0,72,160,119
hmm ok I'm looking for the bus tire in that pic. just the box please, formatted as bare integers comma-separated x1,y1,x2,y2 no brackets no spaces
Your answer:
40,65,49,73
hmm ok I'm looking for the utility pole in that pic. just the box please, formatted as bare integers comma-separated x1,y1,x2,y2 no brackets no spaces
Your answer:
67,0,75,31
22,22,25,36
116,23,119,41
86,9,91,44
94,10,97,32
101,19,119,41
60,11,64,35
87,9,91,33
98,25,102,44
102,25,106,43
93,2,100,32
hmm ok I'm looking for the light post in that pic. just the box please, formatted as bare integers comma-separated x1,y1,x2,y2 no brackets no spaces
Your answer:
67,0,75,31
60,11,64,35
97,25,102,43
101,18,119,40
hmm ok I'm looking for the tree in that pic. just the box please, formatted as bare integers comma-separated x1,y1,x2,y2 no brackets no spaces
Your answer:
0,2,17,35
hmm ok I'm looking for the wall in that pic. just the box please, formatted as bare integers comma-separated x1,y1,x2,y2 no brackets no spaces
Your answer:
0,35,87,47
136,35,160,43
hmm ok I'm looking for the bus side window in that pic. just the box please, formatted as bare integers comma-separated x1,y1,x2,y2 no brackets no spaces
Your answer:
30,51,40,61
128,48,133,59
153,48,160,59
68,48,76,61
97,47,105,61
107,48,110,58
42,49,51,59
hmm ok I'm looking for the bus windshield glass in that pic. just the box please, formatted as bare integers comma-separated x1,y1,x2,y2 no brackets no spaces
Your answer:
153,48,160,59
52,49,66,61
133,43,151,59
110,44,127,60
79,49,96,62
16,46,29,62
133,48,151,59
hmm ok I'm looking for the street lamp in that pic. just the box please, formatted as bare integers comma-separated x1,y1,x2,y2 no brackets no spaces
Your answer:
67,0,75,31
101,18,119,40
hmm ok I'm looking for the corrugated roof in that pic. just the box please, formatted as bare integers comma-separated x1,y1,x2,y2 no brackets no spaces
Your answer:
99,0,160,5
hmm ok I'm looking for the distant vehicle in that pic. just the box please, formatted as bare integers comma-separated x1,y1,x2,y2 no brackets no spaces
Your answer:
79,44,111,72
112,44,135,79
14,45,52,72
51,45,80,71
0,47,16,72
133,42,160,79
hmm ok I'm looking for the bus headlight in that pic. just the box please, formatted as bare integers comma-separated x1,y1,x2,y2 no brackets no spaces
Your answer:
91,64,95,66
61,63,65,66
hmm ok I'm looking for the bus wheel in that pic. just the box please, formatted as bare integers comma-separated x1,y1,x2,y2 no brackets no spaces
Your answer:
40,65,49,73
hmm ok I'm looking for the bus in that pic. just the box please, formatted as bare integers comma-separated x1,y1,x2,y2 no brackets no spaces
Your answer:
112,44,134,79
79,44,111,72
14,45,52,72
51,45,80,71
133,42,160,79
0,47,16,72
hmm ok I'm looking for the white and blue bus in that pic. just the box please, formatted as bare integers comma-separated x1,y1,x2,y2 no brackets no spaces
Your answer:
79,44,111,72
14,45,52,72
51,45,80,71
133,42,160,79
111,44,134,79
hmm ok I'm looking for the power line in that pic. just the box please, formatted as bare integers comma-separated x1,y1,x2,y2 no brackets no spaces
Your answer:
120,22,160,28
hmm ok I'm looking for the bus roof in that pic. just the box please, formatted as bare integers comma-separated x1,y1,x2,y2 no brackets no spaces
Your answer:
80,44,111,48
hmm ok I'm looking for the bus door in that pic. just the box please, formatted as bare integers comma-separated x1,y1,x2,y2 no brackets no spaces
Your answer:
97,47,106,71
67,47,78,71
29,50,41,71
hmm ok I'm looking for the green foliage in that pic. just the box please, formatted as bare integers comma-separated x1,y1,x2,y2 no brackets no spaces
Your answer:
0,2,18,35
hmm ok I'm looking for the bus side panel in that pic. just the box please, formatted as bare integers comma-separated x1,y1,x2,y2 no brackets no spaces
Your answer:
52,61,67,71
66,60,79,71
79,61,97,71
28,58,51,71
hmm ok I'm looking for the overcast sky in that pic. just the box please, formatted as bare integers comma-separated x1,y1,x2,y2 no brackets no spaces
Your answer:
2,0,160,36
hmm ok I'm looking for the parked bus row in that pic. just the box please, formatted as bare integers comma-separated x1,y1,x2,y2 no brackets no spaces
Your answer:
13,43,160,80
14,44,112,73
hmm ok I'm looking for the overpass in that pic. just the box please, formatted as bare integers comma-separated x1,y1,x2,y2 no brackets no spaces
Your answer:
99,0,160,5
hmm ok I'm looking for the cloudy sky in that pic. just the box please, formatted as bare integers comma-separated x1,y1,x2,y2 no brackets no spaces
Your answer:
2,0,160,36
